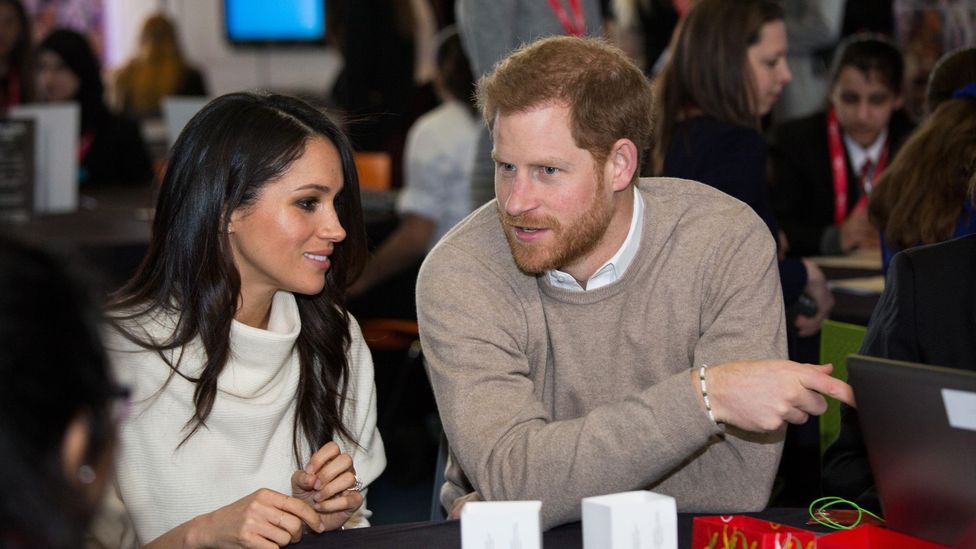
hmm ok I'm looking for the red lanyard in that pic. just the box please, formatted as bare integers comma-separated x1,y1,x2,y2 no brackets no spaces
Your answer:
78,130,96,163
547,0,586,36
826,109,888,225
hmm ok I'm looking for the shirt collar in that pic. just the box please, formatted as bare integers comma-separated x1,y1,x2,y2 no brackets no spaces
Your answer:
843,127,888,173
546,185,644,291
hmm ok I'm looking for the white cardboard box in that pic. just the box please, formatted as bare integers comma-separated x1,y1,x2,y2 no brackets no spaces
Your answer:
461,500,542,549
582,491,677,549
8,102,79,214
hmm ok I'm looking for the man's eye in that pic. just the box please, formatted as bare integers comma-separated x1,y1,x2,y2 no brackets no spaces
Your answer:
499,162,516,172
542,166,559,176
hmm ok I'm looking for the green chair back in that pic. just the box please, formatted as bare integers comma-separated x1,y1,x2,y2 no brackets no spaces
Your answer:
818,319,868,453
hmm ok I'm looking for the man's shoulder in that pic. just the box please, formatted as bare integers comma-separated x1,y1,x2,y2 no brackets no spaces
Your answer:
637,177,773,246
638,176,753,214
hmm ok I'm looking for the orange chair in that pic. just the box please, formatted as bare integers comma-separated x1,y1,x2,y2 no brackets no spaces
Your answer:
354,152,392,191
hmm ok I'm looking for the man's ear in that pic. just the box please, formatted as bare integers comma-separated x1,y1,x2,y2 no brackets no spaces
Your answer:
606,138,639,192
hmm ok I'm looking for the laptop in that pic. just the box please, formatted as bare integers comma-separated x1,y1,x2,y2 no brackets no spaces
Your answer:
162,96,210,147
847,355,976,547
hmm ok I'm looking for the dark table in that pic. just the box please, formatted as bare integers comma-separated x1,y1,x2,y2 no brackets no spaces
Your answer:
295,509,831,548
823,264,884,326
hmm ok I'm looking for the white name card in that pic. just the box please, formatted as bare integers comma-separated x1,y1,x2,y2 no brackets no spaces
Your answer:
943,388,976,432
8,102,79,214
582,491,677,549
461,500,542,549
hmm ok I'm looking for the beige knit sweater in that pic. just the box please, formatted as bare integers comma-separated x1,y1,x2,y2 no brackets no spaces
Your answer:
417,177,787,528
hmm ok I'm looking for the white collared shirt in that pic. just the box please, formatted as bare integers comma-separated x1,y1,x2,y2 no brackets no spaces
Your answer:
843,128,888,189
546,185,644,291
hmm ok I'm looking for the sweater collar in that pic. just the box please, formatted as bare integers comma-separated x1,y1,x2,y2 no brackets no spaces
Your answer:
220,291,301,398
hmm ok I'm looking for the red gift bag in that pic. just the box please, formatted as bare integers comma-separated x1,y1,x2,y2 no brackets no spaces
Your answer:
817,524,949,548
691,515,816,549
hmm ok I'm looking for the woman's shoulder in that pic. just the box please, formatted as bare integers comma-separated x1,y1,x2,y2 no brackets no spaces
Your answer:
678,115,764,150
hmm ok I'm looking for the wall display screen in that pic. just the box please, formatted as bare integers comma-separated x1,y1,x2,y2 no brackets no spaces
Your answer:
224,0,326,46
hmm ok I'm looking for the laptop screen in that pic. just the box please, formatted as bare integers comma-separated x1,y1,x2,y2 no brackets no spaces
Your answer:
847,354,976,547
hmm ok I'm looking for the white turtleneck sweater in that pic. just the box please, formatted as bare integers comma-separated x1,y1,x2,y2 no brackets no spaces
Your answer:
98,292,385,545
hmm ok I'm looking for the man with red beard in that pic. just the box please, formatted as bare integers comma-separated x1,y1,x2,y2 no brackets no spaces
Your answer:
416,36,854,529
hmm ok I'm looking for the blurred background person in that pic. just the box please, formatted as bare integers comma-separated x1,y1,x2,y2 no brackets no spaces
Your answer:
0,0,30,112
348,28,478,303
773,0,845,122
35,28,153,186
823,46,976,513
109,12,207,120
651,0,833,341
0,235,122,549
456,0,603,211
923,46,976,117
329,0,436,189
868,47,976,272
769,35,914,257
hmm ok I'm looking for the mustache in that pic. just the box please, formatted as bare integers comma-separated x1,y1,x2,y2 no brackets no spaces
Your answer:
498,211,560,230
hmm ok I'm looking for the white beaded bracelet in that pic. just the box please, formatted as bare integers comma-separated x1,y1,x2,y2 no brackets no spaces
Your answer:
698,363,721,427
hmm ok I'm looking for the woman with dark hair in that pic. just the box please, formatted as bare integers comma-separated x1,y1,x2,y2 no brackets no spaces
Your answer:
98,92,385,547
0,235,121,548
652,0,833,338
35,28,153,186
0,0,30,111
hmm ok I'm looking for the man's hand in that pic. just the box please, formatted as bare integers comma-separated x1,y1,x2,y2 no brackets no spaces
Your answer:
702,360,855,433
795,259,835,337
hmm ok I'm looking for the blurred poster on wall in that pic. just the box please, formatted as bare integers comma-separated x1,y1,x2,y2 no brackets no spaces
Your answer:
24,0,105,58
894,0,976,121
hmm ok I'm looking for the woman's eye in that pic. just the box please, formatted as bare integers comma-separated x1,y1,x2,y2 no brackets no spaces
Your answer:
297,198,318,211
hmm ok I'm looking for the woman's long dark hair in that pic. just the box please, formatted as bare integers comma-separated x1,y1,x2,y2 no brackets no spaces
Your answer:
110,92,367,464
650,0,783,174
0,0,32,107
0,235,115,548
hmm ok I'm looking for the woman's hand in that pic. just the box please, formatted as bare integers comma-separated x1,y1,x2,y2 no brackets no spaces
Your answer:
292,441,364,531
187,488,325,548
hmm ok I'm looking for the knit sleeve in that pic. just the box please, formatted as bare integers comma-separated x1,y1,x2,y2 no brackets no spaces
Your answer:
649,204,787,511
337,314,386,528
